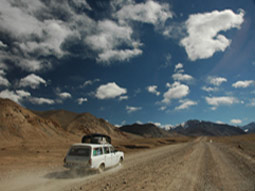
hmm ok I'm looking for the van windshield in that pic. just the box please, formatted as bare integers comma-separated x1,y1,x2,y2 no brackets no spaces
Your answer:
69,147,91,157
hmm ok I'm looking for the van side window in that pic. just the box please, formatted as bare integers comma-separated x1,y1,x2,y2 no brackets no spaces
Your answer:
93,147,103,156
110,146,115,153
103,147,110,154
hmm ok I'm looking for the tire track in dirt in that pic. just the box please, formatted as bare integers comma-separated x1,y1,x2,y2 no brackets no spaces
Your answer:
164,141,205,191
208,143,255,191
194,142,224,191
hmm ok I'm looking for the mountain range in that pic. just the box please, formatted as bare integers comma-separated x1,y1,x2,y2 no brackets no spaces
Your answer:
169,120,246,136
120,123,171,138
241,122,255,133
35,110,123,136
0,98,252,145
0,98,127,145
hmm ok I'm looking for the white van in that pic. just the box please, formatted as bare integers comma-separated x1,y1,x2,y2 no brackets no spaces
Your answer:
64,143,124,172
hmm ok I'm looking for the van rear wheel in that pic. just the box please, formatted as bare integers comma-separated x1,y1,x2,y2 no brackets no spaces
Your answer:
119,157,123,165
98,164,105,173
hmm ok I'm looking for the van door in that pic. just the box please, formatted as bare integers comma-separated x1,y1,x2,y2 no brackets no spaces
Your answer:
110,146,118,166
103,146,112,168
92,147,104,169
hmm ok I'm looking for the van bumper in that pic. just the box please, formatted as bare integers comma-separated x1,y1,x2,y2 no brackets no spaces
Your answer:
64,162,91,169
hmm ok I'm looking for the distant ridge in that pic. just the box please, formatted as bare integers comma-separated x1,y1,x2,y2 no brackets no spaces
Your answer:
241,122,255,133
120,123,171,138
170,120,245,136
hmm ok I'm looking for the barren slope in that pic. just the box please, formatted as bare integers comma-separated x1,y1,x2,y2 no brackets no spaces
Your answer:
34,109,129,142
0,98,68,145
34,110,78,129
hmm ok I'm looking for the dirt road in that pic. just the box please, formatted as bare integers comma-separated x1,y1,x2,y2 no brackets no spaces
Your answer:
1,138,255,191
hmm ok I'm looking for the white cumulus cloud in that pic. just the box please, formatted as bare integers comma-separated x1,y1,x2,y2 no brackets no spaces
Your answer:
119,95,129,101
16,90,31,98
29,97,55,105
77,97,88,105
201,86,219,92
98,48,142,63
58,92,72,99
19,74,46,89
208,76,227,86
247,98,255,107
0,69,10,87
232,80,255,88
162,82,189,104
172,63,194,82
216,121,225,124
0,0,74,71
126,105,142,113
95,82,127,99
72,0,92,10
147,85,160,96
0,89,31,104
82,79,100,87
174,63,183,71
0,0,145,70
0,41,7,48
205,96,238,107
0,0,174,69
85,20,142,63
181,9,244,61
175,99,197,110
159,106,167,111
230,119,242,125
0,90,22,104
172,73,193,82
115,0,173,26
0,89,32,104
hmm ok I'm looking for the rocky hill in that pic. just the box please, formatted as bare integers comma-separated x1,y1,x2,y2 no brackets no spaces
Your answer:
0,98,128,144
34,110,78,129
119,123,171,138
170,120,245,136
36,110,126,140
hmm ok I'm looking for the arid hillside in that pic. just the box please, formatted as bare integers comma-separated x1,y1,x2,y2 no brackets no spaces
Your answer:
0,98,69,145
34,110,78,129
35,109,128,142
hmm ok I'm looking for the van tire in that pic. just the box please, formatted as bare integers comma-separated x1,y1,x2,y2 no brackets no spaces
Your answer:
98,163,105,173
119,157,123,165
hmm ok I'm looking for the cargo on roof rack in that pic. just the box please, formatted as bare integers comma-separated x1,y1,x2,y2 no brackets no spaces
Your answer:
81,133,111,144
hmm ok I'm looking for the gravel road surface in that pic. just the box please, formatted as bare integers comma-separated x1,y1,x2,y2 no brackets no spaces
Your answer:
1,137,254,191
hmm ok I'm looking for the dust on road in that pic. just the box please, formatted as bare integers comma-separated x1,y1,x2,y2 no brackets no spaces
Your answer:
1,138,254,191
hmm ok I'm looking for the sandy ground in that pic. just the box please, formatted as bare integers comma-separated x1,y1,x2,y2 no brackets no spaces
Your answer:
0,137,255,191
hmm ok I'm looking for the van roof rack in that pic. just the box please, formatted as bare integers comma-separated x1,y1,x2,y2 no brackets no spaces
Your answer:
81,133,111,144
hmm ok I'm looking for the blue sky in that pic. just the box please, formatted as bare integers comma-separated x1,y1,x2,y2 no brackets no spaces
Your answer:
0,0,255,127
